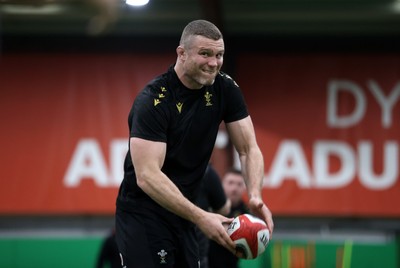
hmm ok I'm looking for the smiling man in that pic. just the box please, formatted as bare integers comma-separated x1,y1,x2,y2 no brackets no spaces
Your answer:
115,19,273,268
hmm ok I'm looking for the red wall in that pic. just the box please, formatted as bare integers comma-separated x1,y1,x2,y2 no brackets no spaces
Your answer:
1,52,399,216
237,53,400,216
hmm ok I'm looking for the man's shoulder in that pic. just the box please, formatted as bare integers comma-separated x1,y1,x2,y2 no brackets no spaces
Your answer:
144,70,170,90
138,70,174,101
217,71,240,88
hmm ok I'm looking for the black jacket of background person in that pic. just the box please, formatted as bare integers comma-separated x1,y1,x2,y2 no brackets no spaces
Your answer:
196,164,228,268
116,65,248,228
96,230,120,268
196,164,227,212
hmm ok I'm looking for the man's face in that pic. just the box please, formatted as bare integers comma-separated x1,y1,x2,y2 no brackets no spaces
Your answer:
223,172,246,207
180,35,224,89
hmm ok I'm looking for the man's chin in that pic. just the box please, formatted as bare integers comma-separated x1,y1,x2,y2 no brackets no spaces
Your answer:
201,77,216,86
203,80,215,86
194,74,216,87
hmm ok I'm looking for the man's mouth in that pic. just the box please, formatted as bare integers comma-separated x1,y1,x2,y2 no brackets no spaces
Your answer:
203,69,215,75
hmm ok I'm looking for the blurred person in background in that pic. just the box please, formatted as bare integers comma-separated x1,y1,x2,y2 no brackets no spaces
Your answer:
87,0,118,35
96,228,120,268
196,163,231,268
208,168,249,268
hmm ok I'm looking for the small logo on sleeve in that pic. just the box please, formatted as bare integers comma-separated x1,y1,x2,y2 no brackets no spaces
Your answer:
154,99,161,106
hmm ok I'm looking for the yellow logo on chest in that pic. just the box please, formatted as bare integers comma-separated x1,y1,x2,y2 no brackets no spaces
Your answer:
176,102,183,113
204,91,212,106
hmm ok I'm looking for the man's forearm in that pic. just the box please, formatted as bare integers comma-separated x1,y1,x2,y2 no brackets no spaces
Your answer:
240,146,264,199
136,170,204,222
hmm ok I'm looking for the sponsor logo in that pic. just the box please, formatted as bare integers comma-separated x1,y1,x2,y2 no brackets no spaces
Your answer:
176,102,183,113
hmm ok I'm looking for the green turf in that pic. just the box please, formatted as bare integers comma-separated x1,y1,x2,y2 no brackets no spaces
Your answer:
0,237,397,268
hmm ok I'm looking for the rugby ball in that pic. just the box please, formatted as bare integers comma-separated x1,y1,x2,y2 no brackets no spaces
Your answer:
227,214,270,259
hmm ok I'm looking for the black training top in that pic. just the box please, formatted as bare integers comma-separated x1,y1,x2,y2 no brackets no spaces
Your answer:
116,65,248,217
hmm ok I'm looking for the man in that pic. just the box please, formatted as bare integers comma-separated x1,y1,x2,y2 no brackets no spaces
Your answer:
208,169,249,268
115,19,273,268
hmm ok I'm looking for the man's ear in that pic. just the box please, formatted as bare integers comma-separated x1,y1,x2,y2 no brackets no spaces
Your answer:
176,46,186,60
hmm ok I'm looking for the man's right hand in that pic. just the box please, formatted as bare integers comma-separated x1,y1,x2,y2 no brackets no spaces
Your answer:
196,211,236,254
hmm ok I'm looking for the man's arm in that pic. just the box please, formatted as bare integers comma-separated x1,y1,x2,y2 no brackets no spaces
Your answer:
130,137,236,251
226,116,274,234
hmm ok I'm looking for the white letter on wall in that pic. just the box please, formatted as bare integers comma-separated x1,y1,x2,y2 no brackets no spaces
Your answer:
314,141,355,188
327,80,366,128
110,139,128,186
368,80,400,128
64,139,109,187
358,141,398,190
267,140,312,188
